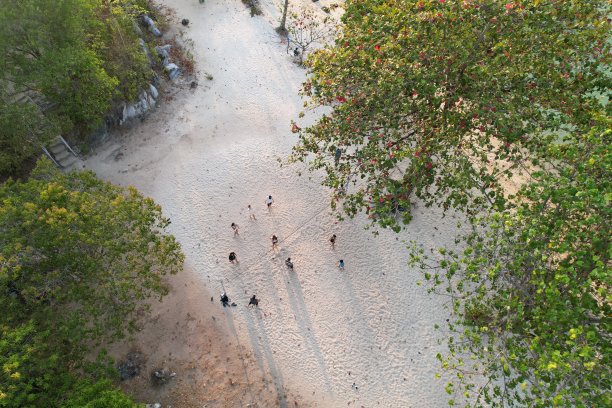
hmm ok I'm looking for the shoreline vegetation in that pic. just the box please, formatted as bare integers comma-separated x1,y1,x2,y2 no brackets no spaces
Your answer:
293,1,610,406
0,0,194,181
0,1,197,406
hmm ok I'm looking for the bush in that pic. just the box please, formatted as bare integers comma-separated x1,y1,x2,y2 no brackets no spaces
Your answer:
0,100,58,176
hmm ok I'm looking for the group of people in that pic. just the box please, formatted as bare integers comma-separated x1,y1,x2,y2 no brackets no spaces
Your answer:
221,195,345,309
220,292,258,308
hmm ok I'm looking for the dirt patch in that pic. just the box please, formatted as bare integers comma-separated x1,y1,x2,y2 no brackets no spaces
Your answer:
106,267,306,407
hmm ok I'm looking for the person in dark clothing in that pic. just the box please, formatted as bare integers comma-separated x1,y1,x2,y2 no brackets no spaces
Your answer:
229,252,237,263
335,147,342,165
248,295,259,308
285,257,294,270
220,293,229,307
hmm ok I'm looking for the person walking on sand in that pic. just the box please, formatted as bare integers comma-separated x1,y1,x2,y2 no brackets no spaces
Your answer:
330,234,337,248
247,204,256,220
248,294,259,308
338,259,345,270
285,257,294,270
265,195,274,211
229,252,238,264
231,222,240,236
271,234,278,249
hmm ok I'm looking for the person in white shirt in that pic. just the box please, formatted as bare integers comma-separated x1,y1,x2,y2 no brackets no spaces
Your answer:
265,195,274,211
247,204,256,220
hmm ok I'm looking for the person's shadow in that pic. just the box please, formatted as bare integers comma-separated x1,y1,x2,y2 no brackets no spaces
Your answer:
282,267,334,395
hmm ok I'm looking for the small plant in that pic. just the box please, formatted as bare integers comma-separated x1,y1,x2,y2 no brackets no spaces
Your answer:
205,72,213,80
241,0,262,17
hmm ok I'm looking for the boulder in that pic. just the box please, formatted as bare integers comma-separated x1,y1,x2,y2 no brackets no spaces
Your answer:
149,84,159,99
142,15,162,37
164,63,180,80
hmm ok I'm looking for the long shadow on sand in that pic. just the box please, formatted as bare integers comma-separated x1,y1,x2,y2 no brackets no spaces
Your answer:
242,308,289,408
222,309,260,406
282,267,334,396
223,252,289,408
334,267,395,397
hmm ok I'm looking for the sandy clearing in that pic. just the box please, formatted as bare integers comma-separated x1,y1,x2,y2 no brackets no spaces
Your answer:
87,0,463,406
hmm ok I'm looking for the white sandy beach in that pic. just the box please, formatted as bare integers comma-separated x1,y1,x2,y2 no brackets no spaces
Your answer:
86,0,464,406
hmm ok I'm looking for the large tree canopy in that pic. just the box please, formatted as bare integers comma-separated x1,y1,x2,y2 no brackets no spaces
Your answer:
0,159,183,406
292,0,610,229
292,1,611,406
412,120,610,407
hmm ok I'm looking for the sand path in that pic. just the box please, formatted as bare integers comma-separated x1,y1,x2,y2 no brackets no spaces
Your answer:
86,0,460,406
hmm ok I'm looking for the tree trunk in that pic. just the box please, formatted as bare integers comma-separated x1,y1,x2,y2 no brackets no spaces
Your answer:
279,0,289,33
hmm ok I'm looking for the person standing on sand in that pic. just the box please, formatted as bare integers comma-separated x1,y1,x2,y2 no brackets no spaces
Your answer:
271,234,278,249
247,204,256,220
285,257,294,270
248,295,259,308
231,222,240,236
220,292,229,307
229,252,238,264
265,195,274,211
330,234,337,248
338,259,345,270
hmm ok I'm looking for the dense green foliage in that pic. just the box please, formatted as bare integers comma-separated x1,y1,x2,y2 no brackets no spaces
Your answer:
63,378,139,408
0,97,59,175
412,121,611,407
0,159,183,406
293,0,611,406
0,322,138,407
293,0,609,228
0,0,154,175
